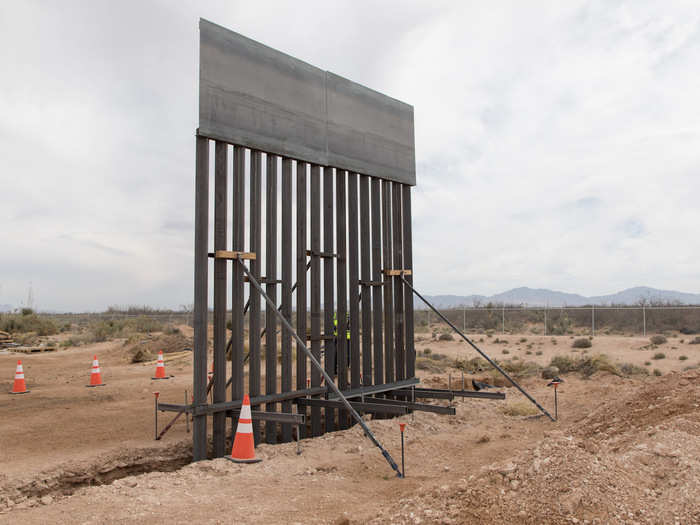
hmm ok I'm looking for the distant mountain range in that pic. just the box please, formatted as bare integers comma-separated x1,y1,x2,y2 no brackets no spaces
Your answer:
416,286,700,308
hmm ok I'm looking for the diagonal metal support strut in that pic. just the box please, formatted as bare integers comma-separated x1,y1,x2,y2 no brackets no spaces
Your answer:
238,258,404,477
401,276,555,422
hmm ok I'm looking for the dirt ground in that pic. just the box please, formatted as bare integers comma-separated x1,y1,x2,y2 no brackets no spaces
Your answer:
1,328,699,524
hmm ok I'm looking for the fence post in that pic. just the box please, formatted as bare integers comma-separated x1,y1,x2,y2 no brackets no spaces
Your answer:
502,305,505,335
592,304,595,337
544,306,547,337
642,306,646,337
463,306,466,332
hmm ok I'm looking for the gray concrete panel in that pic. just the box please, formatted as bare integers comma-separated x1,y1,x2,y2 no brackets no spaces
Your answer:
199,19,416,185
326,72,415,185
199,19,327,165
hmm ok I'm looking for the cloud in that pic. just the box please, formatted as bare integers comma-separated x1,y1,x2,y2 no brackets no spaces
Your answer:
1,0,699,311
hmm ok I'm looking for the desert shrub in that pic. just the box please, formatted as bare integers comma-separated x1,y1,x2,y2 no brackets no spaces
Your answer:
0,313,60,336
535,350,543,356
438,333,453,341
653,369,662,376
644,361,651,366
549,354,619,378
549,355,576,373
650,335,667,345
541,366,559,379
476,435,490,444
519,338,527,343
84,316,165,343
652,352,666,360
502,349,510,354
679,355,688,361
499,359,539,378
416,356,447,373
526,350,532,355
454,356,488,372
423,348,432,355
689,337,700,345
478,337,484,342
577,355,620,378
572,338,592,349
501,401,539,417
429,352,447,361
619,363,649,376
551,338,557,345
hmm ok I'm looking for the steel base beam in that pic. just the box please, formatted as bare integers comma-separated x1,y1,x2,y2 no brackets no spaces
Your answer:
296,398,408,415
362,397,456,415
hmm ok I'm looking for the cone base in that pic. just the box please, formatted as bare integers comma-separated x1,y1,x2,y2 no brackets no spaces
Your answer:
225,455,262,464
9,390,30,394
86,384,106,387
151,376,171,380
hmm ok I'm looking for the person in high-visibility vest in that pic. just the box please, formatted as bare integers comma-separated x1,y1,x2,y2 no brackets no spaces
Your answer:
332,312,352,375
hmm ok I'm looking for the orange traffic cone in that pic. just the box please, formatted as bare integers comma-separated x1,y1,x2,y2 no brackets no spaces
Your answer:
87,355,105,387
226,394,261,463
10,360,29,394
152,350,169,380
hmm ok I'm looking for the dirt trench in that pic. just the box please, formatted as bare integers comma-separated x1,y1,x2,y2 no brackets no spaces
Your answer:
0,441,191,511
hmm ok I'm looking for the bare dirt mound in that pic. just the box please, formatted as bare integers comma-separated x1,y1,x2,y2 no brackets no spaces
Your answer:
125,332,193,363
371,370,700,524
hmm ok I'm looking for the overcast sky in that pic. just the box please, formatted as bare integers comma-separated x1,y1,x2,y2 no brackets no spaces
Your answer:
1,1,699,312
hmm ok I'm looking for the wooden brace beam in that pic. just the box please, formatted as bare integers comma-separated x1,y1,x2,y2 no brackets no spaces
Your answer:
209,250,257,260
383,269,412,276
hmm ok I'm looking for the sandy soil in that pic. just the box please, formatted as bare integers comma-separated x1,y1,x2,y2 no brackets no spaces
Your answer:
1,329,699,524
416,329,700,374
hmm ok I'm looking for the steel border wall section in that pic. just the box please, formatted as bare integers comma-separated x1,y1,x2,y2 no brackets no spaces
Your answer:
192,20,418,459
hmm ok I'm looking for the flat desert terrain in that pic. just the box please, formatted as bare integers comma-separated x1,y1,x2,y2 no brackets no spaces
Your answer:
1,326,699,524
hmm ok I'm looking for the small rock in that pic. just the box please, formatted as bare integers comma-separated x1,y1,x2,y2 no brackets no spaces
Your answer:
40,496,53,505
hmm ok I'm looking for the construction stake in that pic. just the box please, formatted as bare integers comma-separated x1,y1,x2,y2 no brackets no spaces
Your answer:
239,259,404,478
153,392,160,440
401,276,555,422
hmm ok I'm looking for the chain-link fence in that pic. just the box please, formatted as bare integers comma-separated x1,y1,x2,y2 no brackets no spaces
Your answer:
414,306,700,337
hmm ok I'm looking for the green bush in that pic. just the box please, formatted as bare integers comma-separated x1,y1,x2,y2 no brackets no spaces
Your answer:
535,350,543,356
572,338,592,349
652,352,665,360
650,335,667,345
423,348,432,355
653,369,662,376
502,349,510,354
679,355,688,361
438,332,453,341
